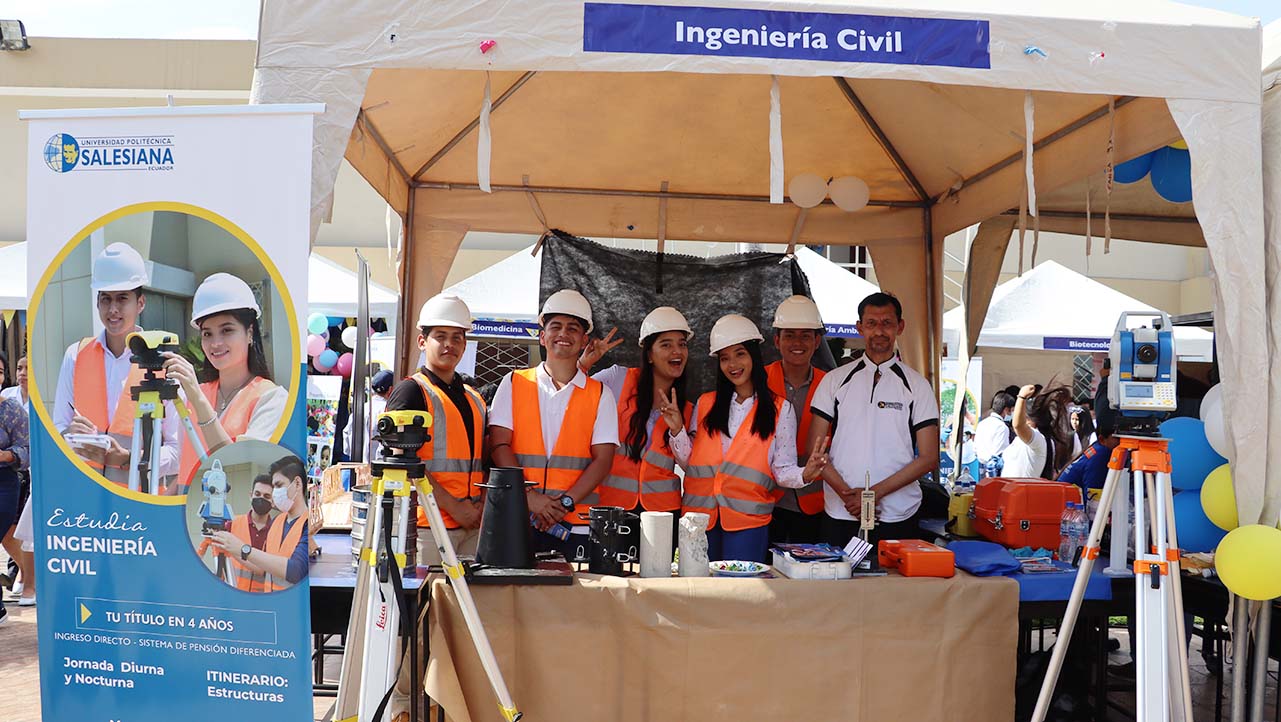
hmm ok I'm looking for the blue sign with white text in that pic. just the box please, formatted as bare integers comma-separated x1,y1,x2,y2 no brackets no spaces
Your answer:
583,3,990,69
1043,337,1110,352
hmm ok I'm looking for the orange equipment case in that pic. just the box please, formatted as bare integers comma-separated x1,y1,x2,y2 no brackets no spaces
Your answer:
877,539,955,578
970,477,1082,551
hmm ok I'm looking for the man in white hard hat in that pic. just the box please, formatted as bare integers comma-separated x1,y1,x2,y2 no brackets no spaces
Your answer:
53,242,180,487
490,289,618,560
765,295,828,545
807,292,939,547
384,294,488,565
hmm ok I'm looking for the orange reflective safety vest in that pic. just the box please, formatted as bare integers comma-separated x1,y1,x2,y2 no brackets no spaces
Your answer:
409,373,487,529
682,391,784,532
177,377,276,493
764,361,827,515
510,367,603,526
228,513,269,593
600,368,690,512
73,337,147,483
265,512,306,592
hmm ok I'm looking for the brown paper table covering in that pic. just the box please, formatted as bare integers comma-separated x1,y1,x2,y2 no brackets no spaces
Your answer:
425,571,1018,722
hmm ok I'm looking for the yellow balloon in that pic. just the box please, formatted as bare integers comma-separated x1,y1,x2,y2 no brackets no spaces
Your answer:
1200,464,1238,531
1170,140,1189,150
1216,525,1281,601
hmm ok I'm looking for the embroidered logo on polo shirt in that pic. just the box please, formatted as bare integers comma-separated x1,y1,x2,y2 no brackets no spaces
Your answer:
877,401,904,410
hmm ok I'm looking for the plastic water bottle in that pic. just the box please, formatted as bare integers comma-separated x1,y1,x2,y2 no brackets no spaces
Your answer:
1059,503,1075,562
1070,504,1089,564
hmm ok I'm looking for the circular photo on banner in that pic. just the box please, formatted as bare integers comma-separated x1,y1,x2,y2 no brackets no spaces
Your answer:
28,202,301,503
184,440,311,593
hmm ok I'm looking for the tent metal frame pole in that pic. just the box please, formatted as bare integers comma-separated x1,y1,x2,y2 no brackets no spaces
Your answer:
397,187,417,378
412,70,539,181
944,96,1139,202
833,76,929,202
411,180,925,208
357,108,413,185
999,208,1199,225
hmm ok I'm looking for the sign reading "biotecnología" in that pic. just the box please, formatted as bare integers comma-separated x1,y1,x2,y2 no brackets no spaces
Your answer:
583,3,991,69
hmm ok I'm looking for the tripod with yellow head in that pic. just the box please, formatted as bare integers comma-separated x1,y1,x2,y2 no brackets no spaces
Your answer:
335,410,520,722
124,331,208,494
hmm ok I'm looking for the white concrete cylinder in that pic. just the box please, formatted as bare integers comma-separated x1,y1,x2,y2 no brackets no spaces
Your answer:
639,511,674,578
678,512,711,577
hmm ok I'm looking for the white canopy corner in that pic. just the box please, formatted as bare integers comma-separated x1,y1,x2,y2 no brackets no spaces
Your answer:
307,253,400,319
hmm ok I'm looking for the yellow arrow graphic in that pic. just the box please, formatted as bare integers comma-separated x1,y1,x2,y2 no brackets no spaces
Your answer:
80,603,91,624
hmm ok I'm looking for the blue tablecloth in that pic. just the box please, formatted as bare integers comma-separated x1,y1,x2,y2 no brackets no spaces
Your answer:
1012,560,1113,602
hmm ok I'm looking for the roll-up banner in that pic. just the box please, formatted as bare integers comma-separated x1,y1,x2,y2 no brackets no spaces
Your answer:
22,105,321,720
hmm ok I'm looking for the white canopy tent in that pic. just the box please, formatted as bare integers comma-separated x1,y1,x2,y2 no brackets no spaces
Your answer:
942,260,1214,361
444,244,879,339
252,1,1268,527
306,253,400,319
0,243,27,310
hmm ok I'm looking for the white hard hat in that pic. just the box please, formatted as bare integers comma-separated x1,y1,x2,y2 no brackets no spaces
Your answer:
772,295,824,330
539,289,594,333
91,242,150,293
638,306,692,346
708,314,764,356
417,293,473,331
190,273,261,328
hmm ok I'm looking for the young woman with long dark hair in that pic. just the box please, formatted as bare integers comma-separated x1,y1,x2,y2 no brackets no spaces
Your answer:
163,273,288,492
671,314,828,563
1004,382,1076,478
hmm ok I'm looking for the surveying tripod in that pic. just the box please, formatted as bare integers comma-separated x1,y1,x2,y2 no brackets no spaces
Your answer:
124,331,208,493
1031,434,1193,722
335,410,520,722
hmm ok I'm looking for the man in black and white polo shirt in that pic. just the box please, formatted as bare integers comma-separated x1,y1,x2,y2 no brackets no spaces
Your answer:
807,292,940,547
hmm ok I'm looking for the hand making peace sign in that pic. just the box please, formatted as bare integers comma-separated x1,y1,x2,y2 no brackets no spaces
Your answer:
802,435,832,483
657,387,684,434
578,326,624,371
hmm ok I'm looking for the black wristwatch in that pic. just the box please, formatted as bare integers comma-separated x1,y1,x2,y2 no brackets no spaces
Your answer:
240,544,252,561
557,494,576,512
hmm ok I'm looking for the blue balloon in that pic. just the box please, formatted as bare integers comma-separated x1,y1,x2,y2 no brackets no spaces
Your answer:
1113,151,1155,184
1159,416,1226,490
1173,491,1227,553
307,312,329,335
1149,146,1193,203
316,349,339,370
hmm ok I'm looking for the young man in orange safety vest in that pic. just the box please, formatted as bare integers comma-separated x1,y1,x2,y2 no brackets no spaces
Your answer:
198,473,275,592
384,293,488,565
52,242,180,488
211,455,309,592
765,295,828,545
489,289,619,561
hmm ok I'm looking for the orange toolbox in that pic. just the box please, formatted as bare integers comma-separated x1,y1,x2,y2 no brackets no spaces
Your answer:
878,539,955,578
971,477,1082,550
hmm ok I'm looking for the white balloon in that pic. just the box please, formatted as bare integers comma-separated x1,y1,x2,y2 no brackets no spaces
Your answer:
829,176,870,212
1200,383,1223,422
788,173,828,209
341,325,359,350
1204,399,1229,458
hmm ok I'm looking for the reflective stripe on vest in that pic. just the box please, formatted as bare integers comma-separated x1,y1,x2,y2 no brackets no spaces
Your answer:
410,374,487,529
682,391,782,532
265,513,306,592
177,377,275,493
73,337,146,483
229,513,269,593
601,367,687,512
764,362,826,515
510,368,603,526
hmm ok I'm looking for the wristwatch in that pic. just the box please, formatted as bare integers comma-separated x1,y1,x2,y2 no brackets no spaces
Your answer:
240,544,252,561
557,494,576,512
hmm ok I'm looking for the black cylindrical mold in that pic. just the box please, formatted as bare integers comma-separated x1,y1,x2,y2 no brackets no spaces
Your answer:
475,467,534,569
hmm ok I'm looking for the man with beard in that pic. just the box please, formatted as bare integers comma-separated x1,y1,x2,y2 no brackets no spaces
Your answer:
807,292,940,547
490,289,618,559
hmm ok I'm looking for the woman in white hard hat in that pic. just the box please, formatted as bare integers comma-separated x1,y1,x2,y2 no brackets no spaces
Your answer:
164,273,288,492
670,314,829,563
578,307,694,545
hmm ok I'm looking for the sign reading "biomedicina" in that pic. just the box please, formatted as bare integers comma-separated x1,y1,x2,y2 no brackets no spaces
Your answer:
583,3,990,69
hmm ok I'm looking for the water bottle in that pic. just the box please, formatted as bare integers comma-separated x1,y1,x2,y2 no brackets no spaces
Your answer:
1070,504,1088,565
1059,503,1075,562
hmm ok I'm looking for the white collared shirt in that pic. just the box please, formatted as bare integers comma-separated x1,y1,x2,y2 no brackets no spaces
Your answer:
974,412,1012,462
669,393,807,489
488,362,619,452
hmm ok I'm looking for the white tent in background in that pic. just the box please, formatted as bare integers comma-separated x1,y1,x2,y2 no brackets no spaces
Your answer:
0,243,27,309
443,245,878,339
307,254,399,319
942,260,1214,361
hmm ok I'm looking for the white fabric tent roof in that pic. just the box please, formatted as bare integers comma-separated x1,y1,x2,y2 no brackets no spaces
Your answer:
444,245,878,338
0,244,27,309
306,253,399,319
942,260,1213,361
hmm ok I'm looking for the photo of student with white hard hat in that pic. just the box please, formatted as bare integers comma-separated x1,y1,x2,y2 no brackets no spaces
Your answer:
51,242,182,488
164,272,289,493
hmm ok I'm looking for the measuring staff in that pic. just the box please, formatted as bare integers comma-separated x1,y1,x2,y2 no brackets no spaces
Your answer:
764,295,828,545
674,314,829,564
807,292,939,547
384,293,487,565
489,289,619,560
165,273,288,493
53,242,180,485
211,455,308,592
